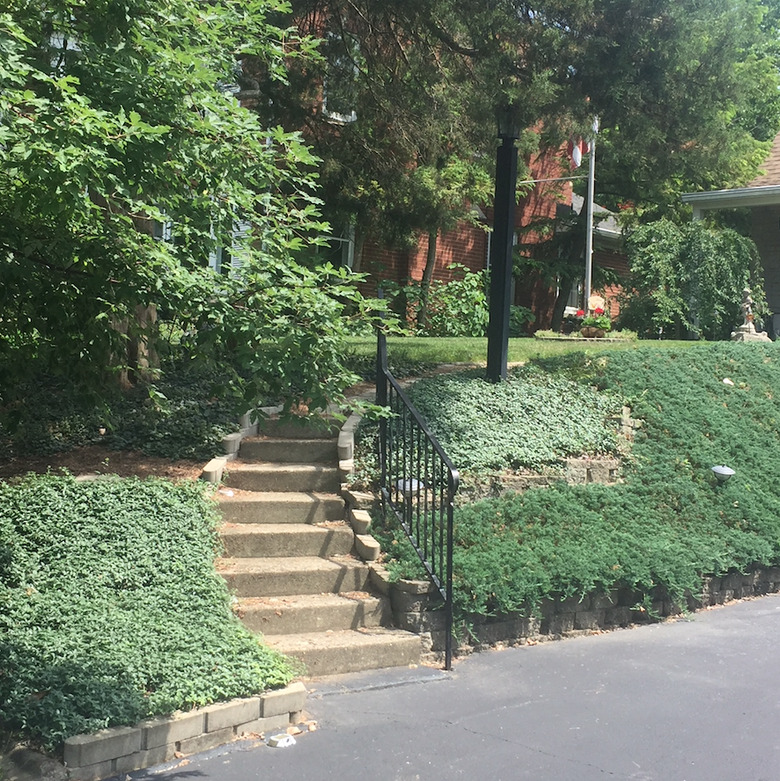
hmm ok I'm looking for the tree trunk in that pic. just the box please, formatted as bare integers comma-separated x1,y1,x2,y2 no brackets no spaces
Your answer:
352,229,365,274
550,274,576,332
417,230,438,329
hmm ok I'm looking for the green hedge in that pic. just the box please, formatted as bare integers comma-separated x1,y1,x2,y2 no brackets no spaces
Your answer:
0,475,293,749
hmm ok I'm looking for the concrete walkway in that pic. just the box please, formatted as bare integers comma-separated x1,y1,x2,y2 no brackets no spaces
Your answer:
115,595,780,780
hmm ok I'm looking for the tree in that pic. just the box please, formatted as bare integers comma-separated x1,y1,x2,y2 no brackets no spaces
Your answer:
618,220,767,339
260,0,780,245
569,0,780,219
250,0,498,263
0,1,372,418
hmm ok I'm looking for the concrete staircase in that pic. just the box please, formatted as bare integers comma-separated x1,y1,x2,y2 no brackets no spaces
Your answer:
216,422,421,677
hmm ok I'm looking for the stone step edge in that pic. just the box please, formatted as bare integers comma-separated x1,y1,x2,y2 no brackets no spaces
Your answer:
63,682,307,781
217,407,360,458
202,411,384,564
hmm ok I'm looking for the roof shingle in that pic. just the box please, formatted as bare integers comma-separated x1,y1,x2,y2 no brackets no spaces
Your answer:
748,132,780,187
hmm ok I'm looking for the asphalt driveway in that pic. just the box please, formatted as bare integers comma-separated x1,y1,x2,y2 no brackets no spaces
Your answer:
123,594,780,781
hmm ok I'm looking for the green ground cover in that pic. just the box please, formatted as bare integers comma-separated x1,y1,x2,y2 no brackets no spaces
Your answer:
0,362,242,461
0,475,294,750
368,342,780,619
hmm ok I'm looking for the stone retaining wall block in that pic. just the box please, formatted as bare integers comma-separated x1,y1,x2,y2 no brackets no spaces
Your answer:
113,745,176,776
349,508,372,534
203,698,260,733
64,727,141,768
177,727,235,756
68,758,114,781
140,710,205,750
260,681,307,718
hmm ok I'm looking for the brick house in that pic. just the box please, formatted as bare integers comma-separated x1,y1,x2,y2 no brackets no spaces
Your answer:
352,145,627,331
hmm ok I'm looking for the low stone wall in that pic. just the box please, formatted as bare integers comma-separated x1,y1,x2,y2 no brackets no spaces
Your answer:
374,564,780,659
63,682,306,781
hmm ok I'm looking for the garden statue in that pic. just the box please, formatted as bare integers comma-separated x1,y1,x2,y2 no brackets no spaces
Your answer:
731,287,771,342
740,287,753,323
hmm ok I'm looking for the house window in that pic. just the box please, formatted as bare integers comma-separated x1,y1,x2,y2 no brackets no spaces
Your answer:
152,220,173,243
322,32,359,124
317,225,355,269
209,221,251,274
562,279,583,315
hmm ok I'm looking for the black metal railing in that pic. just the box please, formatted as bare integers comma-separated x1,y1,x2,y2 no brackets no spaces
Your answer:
376,329,459,670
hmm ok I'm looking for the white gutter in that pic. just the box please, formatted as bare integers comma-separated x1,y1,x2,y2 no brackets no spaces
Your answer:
682,185,780,218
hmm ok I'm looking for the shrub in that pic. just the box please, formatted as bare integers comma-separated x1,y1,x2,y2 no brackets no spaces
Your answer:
0,362,241,461
406,366,621,472
386,265,490,337
373,343,780,620
619,220,767,339
0,474,293,749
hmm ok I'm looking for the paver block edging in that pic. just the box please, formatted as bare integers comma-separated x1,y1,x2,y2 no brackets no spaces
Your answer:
63,683,307,780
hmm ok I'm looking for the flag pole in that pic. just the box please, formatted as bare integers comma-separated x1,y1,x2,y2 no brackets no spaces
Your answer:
584,117,598,306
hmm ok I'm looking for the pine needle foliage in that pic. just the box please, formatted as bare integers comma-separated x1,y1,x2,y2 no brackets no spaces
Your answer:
0,475,294,750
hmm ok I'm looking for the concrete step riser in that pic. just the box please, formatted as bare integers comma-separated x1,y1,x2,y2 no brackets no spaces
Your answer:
258,420,341,439
218,498,345,525
270,636,421,676
223,468,340,493
239,439,338,464
221,567,370,598
238,598,390,635
221,527,354,558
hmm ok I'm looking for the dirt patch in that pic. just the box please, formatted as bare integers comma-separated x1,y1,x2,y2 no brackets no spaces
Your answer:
0,444,204,482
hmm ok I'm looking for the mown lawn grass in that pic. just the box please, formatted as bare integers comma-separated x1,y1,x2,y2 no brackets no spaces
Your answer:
346,335,697,369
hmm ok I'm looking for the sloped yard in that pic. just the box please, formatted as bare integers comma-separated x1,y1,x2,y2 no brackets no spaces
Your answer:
368,342,780,621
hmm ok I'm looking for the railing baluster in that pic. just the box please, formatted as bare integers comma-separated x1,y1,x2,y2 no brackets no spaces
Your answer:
376,327,459,670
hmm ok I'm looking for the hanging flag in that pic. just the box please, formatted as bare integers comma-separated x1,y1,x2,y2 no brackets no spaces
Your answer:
567,138,590,168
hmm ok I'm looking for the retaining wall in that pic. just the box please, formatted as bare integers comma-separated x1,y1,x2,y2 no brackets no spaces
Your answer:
375,564,780,659
63,682,307,781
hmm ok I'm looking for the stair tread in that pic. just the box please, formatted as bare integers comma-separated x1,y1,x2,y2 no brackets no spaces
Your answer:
216,490,342,503
220,522,351,535
236,592,380,607
266,627,419,651
217,555,365,574
242,436,338,444
227,462,338,472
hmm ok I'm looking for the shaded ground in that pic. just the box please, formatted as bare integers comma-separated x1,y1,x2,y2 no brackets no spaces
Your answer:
0,444,205,482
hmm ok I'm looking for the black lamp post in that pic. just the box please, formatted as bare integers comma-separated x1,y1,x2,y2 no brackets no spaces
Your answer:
486,104,520,383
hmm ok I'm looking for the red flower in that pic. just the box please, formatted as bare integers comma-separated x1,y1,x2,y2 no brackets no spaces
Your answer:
594,307,604,315
576,309,585,317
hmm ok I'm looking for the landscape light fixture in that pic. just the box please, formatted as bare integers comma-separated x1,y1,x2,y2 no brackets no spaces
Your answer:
711,465,735,484
395,477,422,498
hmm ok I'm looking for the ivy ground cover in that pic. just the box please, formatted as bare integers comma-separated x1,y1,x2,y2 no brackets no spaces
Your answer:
376,343,780,619
0,475,294,750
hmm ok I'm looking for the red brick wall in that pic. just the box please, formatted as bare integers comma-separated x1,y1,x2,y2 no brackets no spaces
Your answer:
594,249,630,319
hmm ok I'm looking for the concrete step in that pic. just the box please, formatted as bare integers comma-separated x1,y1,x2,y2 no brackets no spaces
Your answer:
217,491,345,525
234,593,390,635
258,417,341,440
220,522,354,558
217,555,370,597
265,628,422,677
238,437,338,464
222,462,340,493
